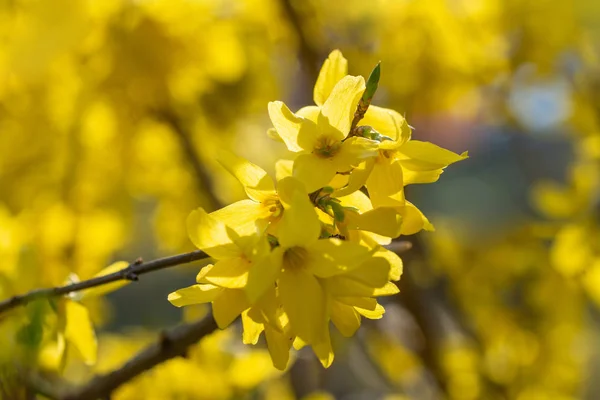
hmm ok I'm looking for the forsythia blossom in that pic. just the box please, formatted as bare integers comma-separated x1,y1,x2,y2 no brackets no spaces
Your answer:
168,50,468,370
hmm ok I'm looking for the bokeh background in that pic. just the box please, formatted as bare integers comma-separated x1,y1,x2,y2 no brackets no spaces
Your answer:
1,0,600,399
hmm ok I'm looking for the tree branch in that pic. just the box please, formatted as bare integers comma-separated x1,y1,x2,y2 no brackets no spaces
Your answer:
0,250,209,315
54,314,219,400
278,0,320,85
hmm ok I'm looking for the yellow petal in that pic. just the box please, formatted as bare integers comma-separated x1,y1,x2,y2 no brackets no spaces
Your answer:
375,247,403,281
264,325,292,371
246,248,282,303
372,282,400,296
322,276,377,297
314,50,348,107
362,105,411,145
331,300,361,337
275,159,294,181
398,141,468,171
296,105,320,121
241,309,264,345
187,208,241,260
217,150,276,202
320,75,366,137
210,200,270,237
268,101,318,152
203,257,250,289
212,289,249,329
402,168,446,185
292,153,338,193
366,158,405,208
401,201,434,235
168,284,221,307
312,326,334,368
277,177,321,248
345,255,392,288
64,300,97,365
293,336,307,350
279,268,327,344
332,159,374,198
345,207,403,238
334,137,378,171
80,261,130,299
307,238,372,278
338,297,385,319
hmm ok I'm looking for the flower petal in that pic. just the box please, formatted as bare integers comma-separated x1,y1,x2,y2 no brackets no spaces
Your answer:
292,153,338,193
334,137,378,172
296,105,320,122
210,200,270,236
187,208,241,260
374,247,403,281
331,300,361,337
168,284,221,307
279,268,327,344
398,141,468,171
217,150,276,202
314,50,348,107
307,238,372,278
401,201,434,235
64,300,97,365
366,158,405,208
320,75,366,137
362,105,411,145
275,159,294,181
212,289,249,329
203,257,250,289
338,297,385,319
264,325,293,371
277,177,321,248
345,206,403,238
345,254,393,287
241,309,264,345
246,248,282,303
312,326,334,368
332,159,374,198
268,101,318,152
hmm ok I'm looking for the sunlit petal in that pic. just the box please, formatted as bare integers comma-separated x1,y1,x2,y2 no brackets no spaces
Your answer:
168,284,221,307
320,75,366,137
217,150,276,202
314,50,348,107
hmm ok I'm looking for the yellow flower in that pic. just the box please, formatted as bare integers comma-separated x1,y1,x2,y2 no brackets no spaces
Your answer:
169,208,297,369
252,177,374,366
268,76,378,192
211,151,283,236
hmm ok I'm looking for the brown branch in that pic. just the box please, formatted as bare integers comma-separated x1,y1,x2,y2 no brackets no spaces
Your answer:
45,314,218,400
278,0,320,85
0,250,209,315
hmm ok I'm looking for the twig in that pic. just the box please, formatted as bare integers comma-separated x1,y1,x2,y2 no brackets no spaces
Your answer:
278,0,320,84
0,251,209,315
60,314,218,400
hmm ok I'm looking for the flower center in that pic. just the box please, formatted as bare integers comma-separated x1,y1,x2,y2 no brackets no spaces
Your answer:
283,247,309,271
263,196,283,219
313,136,341,158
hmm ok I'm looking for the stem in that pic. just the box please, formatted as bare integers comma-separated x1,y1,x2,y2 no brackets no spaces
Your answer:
60,314,218,400
0,251,209,315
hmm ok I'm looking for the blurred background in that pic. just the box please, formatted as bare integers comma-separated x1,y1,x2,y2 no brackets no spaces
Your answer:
1,0,600,399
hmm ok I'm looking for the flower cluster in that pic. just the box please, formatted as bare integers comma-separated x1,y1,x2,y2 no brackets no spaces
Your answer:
168,50,467,370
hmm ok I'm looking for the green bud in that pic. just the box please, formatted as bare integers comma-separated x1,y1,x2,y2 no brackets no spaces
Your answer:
362,62,381,102
330,202,345,223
